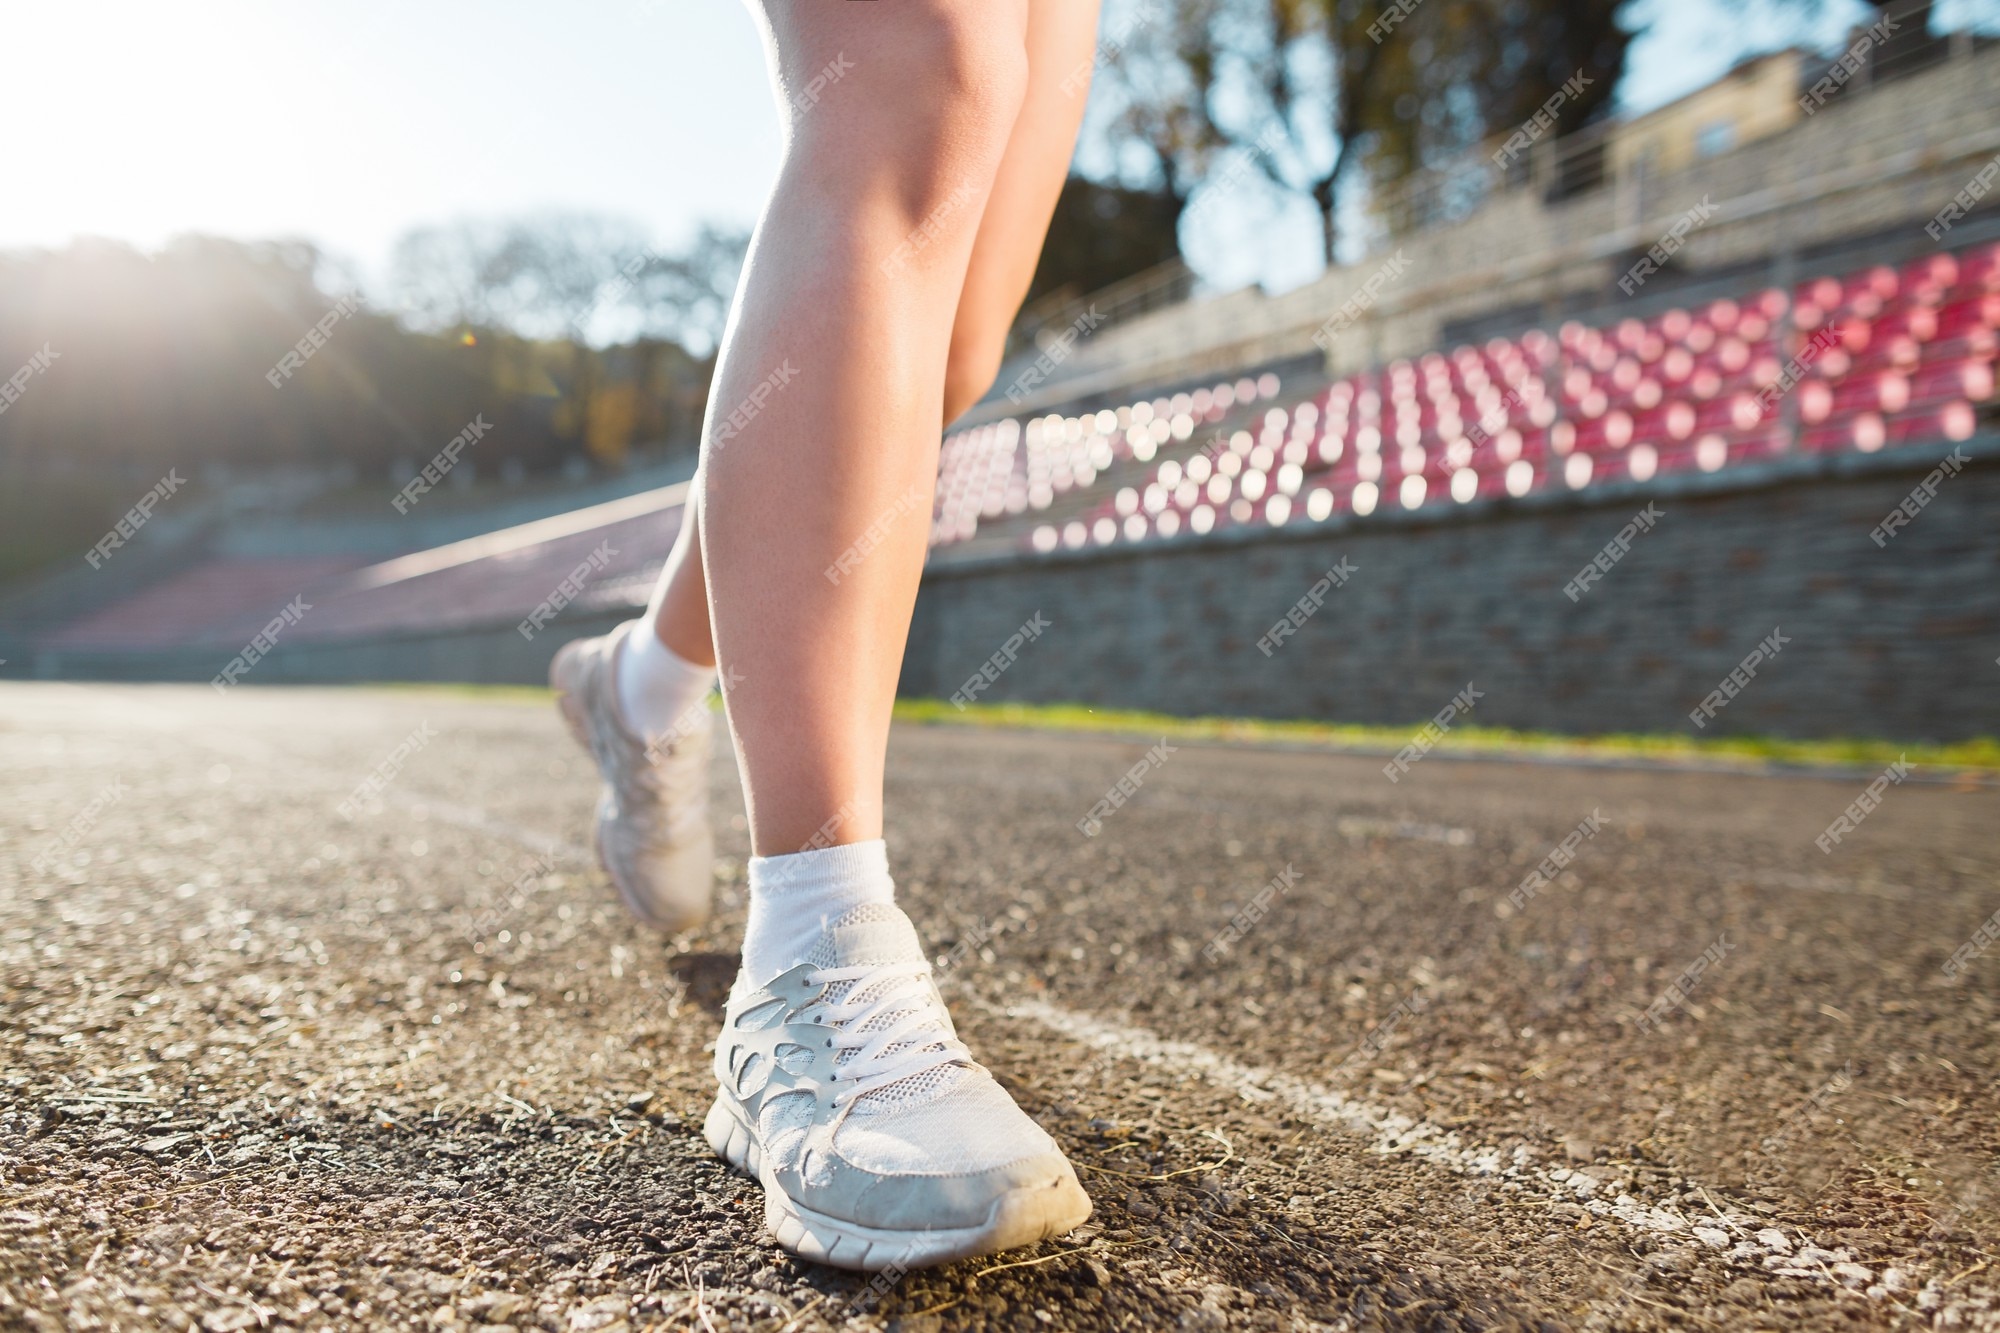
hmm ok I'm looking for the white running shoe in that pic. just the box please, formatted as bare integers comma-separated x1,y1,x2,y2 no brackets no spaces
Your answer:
549,621,714,932
706,903,1091,1270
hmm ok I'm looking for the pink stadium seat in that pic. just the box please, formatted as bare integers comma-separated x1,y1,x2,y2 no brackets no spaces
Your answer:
969,245,1993,553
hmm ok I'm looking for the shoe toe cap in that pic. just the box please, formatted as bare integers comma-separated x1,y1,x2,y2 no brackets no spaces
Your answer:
804,1147,1090,1237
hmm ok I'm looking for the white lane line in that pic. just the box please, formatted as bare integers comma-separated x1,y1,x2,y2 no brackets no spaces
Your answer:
984,995,1997,1326
344,481,689,591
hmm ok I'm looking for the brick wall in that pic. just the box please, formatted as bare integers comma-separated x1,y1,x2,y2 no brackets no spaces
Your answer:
900,442,2000,742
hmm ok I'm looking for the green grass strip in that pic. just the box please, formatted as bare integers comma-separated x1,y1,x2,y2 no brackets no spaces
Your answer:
353,682,2000,775
891,698,2000,776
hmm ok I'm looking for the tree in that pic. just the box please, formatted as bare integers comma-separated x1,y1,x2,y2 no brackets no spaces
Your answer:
473,214,653,462
1091,0,1233,208
621,224,752,455
1025,176,1186,311
389,220,512,332
1104,0,1639,265
623,223,751,359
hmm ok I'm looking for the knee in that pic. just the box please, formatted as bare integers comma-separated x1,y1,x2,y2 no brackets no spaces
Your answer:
792,10,1029,224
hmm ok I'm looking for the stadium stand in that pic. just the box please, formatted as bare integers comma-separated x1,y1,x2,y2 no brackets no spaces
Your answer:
929,242,1999,560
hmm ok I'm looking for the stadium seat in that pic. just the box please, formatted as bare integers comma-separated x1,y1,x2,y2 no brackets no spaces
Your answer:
930,242,1997,556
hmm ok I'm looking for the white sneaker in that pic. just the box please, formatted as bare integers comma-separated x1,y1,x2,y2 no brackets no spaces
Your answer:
549,621,714,932
705,903,1091,1270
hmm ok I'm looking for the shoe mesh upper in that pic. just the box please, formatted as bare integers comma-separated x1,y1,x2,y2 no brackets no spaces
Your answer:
742,903,1057,1177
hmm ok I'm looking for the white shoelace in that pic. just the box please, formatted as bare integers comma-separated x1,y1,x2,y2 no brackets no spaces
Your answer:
808,961,970,1108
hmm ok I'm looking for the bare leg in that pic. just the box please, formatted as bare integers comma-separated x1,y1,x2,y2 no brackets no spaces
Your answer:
641,494,714,667
700,0,1041,855
672,6,1106,1266
636,0,1099,726
943,0,1103,423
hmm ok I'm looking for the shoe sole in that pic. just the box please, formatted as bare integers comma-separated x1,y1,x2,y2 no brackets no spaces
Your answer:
549,637,710,935
703,1094,1092,1273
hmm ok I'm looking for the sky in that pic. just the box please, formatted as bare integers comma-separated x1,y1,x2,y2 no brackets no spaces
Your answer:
3,0,1991,306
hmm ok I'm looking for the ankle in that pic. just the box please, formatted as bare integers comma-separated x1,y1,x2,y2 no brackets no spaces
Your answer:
741,840,895,982
615,619,717,743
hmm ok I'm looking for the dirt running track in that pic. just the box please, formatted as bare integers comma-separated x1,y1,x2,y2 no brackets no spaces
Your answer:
4,682,1998,1331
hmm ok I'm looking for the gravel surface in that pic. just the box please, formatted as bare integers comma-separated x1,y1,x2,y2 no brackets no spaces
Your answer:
5,682,1998,1331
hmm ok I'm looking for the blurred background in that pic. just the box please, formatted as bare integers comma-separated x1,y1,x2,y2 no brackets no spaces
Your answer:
3,0,1997,742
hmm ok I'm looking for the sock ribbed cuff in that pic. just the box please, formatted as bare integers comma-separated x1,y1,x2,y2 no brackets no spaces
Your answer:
616,619,716,742
742,839,895,983
749,838,890,894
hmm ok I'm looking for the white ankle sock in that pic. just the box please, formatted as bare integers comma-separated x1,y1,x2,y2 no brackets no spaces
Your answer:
615,619,716,743
742,839,896,983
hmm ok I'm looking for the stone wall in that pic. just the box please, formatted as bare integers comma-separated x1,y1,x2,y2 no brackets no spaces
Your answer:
900,440,2000,743
36,442,1997,747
